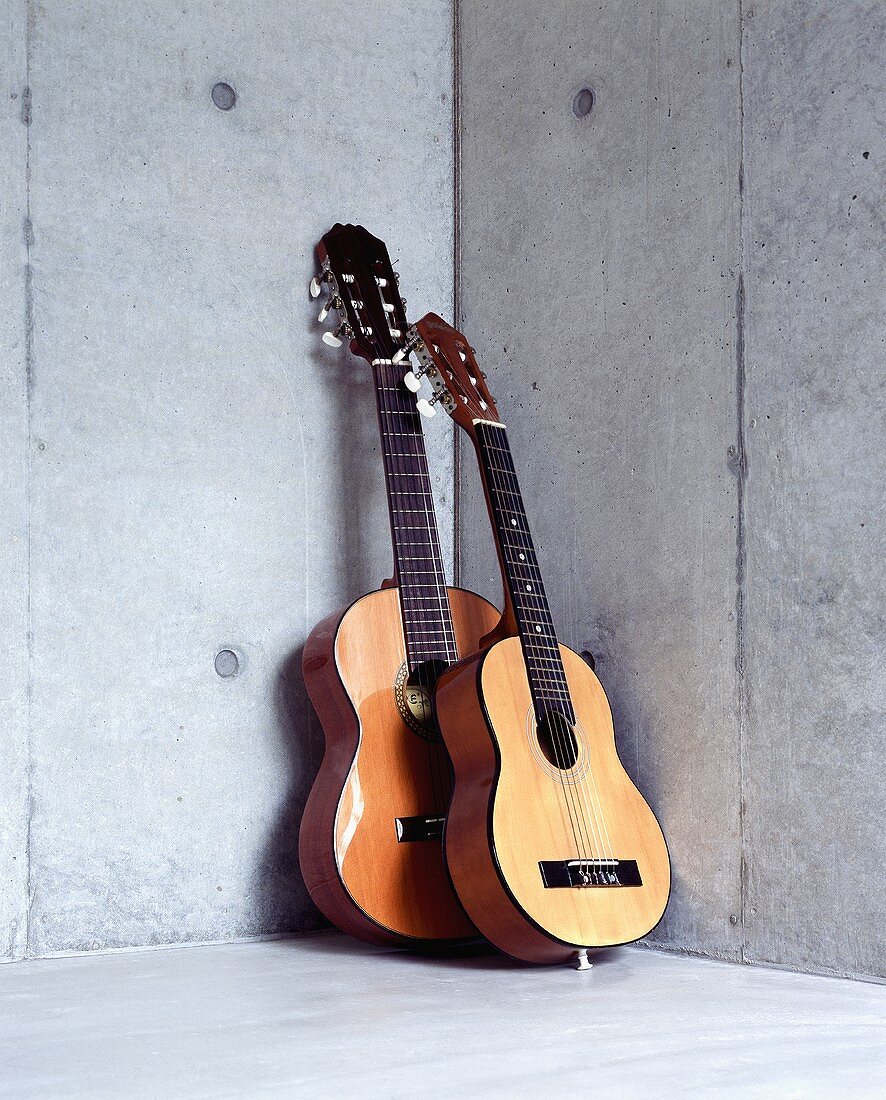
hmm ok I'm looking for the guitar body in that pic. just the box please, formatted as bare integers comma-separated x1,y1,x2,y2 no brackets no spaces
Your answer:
437,637,671,963
299,585,500,946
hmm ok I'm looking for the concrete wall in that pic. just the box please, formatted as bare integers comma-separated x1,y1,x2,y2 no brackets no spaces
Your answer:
741,0,885,979
457,0,743,963
2,0,455,958
0,0,29,961
456,0,883,980
1,0,881,980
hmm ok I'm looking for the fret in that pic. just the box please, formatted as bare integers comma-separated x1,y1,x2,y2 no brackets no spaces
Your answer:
400,626,456,638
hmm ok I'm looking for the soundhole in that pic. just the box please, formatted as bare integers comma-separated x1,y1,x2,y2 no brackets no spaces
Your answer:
535,709,579,770
394,660,447,742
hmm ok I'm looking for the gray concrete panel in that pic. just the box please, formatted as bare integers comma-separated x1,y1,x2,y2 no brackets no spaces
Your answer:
742,1,885,979
457,1,743,957
0,0,28,960
26,1,454,953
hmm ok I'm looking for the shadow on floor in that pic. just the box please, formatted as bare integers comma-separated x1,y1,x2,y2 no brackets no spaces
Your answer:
278,927,626,974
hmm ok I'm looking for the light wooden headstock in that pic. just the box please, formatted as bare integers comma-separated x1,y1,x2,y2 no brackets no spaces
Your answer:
311,223,408,363
399,313,501,436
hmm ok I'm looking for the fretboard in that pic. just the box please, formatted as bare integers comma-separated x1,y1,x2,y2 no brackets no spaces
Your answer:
474,421,574,723
373,362,458,668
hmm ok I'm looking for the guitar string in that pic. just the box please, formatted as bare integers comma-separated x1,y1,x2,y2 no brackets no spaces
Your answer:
399,385,461,812
484,422,609,873
378,366,448,811
395,361,461,814
477,421,597,869
380,365,452,813
376,366,441,814
377,362,455,813
487,423,617,872
482,421,615,874
478,421,597,868
480,421,615,874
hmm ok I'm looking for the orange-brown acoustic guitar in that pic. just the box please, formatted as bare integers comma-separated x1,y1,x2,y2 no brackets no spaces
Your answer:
402,313,671,965
298,228,498,946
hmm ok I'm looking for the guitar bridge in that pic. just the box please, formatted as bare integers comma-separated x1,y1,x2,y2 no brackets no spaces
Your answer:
539,858,642,888
395,815,444,842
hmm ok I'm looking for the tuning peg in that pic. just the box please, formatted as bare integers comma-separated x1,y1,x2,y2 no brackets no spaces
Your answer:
318,295,340,323
416,395,440,419
403,367,425,392
309,276,322,298
392,333,421,364
322,322,352,348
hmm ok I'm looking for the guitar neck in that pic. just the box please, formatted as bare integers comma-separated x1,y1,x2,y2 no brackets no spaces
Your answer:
373,362,458,668
473,420,574,722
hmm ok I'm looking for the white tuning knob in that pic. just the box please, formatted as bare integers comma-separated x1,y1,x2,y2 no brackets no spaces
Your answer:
416,397,437,419
403,371,422,393
309,276,322,298
322,331,342,348
318,301,331,322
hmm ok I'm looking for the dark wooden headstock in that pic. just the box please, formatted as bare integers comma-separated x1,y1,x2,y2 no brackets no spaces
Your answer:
312,224,408,362
403,313,501,436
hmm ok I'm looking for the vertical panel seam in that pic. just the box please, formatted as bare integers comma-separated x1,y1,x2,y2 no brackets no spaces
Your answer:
451,0,461,587
22,0,34,960
736,0,749,965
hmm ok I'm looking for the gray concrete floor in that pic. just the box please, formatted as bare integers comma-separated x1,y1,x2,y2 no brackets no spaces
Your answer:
1,934,883,1098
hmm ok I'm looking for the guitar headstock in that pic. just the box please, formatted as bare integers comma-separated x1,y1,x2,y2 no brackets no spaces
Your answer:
310,223,408,362
400,313,501,434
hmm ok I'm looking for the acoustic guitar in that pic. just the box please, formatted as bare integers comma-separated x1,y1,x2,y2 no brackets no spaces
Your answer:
402,313,671,965
298,227,499,946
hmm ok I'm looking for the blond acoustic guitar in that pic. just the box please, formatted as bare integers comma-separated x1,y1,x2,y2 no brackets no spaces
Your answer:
400,313,671,965
298,227,498,946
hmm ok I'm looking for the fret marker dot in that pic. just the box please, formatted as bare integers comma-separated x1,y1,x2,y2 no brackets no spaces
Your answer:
536,625,542,632
519,553,525,561
526,584,532,591
511,518,517,526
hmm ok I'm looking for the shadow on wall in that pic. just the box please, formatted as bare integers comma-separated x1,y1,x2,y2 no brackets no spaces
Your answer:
257,324,383,935
258,643,324,934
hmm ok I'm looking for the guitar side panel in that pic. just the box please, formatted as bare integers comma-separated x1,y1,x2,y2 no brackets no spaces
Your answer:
436,652,573,963
299,600,401,947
